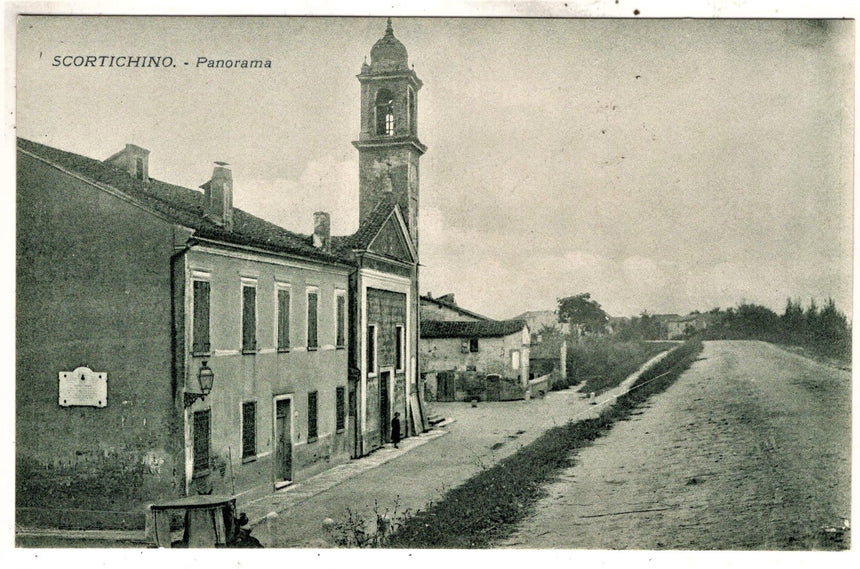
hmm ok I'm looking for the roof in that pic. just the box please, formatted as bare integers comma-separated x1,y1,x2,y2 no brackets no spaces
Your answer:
651,314,682,322
668,313,712,324
420,295,492,321
513,310,557,319
420,319,527,339
332,193,396,252
18,138,354,265
370,18,408,68
512,310,562,327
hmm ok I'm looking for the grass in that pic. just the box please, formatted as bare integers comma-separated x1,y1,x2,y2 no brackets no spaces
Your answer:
564,339,677,394
387,339,704,549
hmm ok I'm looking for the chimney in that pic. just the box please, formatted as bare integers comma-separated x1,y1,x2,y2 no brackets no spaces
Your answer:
105,143,150,181
201,162,233,230
313,211,331,251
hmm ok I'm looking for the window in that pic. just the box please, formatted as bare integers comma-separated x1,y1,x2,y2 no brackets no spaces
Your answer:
241,402,256,460
335,293,346,349
307,289,319,349
242,283,257,353
395,325,405,372
336,386,345,433
385,109,394,136
192,280,210,354
192,409,211,477
469,338,479,353
277,286,290,352
367,324,377,376
307,391,318,441
375,89,394,136
135,157,145,180
511,350,521,370
408,88,416,135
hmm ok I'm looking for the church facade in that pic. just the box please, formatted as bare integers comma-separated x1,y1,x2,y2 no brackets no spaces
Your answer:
338,18,428,456
16,20,425,529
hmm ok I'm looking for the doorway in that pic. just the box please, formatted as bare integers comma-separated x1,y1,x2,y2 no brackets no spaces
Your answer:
274,396,292,488
438,371,456,402
348,382,358,458
380,370,391,444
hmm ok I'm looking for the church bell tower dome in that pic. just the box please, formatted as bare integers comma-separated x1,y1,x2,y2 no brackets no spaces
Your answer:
370,18,408,70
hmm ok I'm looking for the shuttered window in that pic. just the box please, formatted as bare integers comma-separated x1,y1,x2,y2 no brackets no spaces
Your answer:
307,391,318,441
367,324,377,375
242,402,256,459
307,290,318,349
242,285,257,353
336,386,345,432
336,294,346,348
192,409,211,477
277,288,290,351
395,325,405,371
192,280,210,354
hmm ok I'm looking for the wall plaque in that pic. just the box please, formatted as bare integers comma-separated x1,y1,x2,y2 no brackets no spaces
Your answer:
59,366,107,407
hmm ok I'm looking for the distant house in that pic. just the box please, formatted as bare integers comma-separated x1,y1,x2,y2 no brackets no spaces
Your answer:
511,310,569,336
652,314,682,340
666,313,712,339
420,318,530,402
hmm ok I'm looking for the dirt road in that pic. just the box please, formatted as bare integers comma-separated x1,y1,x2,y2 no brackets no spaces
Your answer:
500,340,851,550
257,384,606,546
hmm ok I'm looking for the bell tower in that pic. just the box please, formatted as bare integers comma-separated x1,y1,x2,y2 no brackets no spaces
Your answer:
353,18,426,250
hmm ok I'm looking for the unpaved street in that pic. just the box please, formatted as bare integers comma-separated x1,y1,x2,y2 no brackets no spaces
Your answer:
500,341,851,550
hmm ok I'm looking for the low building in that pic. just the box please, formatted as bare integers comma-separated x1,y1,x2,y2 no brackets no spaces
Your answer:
652,314,682,340
666,313,712,339
420,319,530,402
511,310,570,336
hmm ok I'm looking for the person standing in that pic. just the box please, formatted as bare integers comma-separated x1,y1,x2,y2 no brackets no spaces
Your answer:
391,412,401,448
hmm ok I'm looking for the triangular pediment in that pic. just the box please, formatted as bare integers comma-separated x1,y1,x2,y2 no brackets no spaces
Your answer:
368,211,414,263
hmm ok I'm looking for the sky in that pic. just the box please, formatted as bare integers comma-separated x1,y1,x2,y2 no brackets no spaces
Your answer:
14,15,854,320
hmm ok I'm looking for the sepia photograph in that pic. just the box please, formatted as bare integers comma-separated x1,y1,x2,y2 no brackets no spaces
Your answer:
7,1,855,560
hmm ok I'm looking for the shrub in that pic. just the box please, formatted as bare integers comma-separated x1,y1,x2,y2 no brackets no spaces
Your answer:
323,498,411,548
565,338,676,394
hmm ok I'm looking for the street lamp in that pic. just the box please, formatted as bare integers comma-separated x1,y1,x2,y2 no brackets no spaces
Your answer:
184,360,215,408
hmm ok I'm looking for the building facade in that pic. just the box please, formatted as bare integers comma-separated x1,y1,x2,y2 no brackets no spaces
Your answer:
420,319,530,402
17,140,355,525
339,19,427,455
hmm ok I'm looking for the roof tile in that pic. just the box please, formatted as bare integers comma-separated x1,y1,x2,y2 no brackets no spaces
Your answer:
420,319,527,339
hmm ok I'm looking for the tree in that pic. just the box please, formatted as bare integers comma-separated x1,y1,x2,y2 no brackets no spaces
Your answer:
536,323,563,340
781,298,805,343
557,293,609,335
